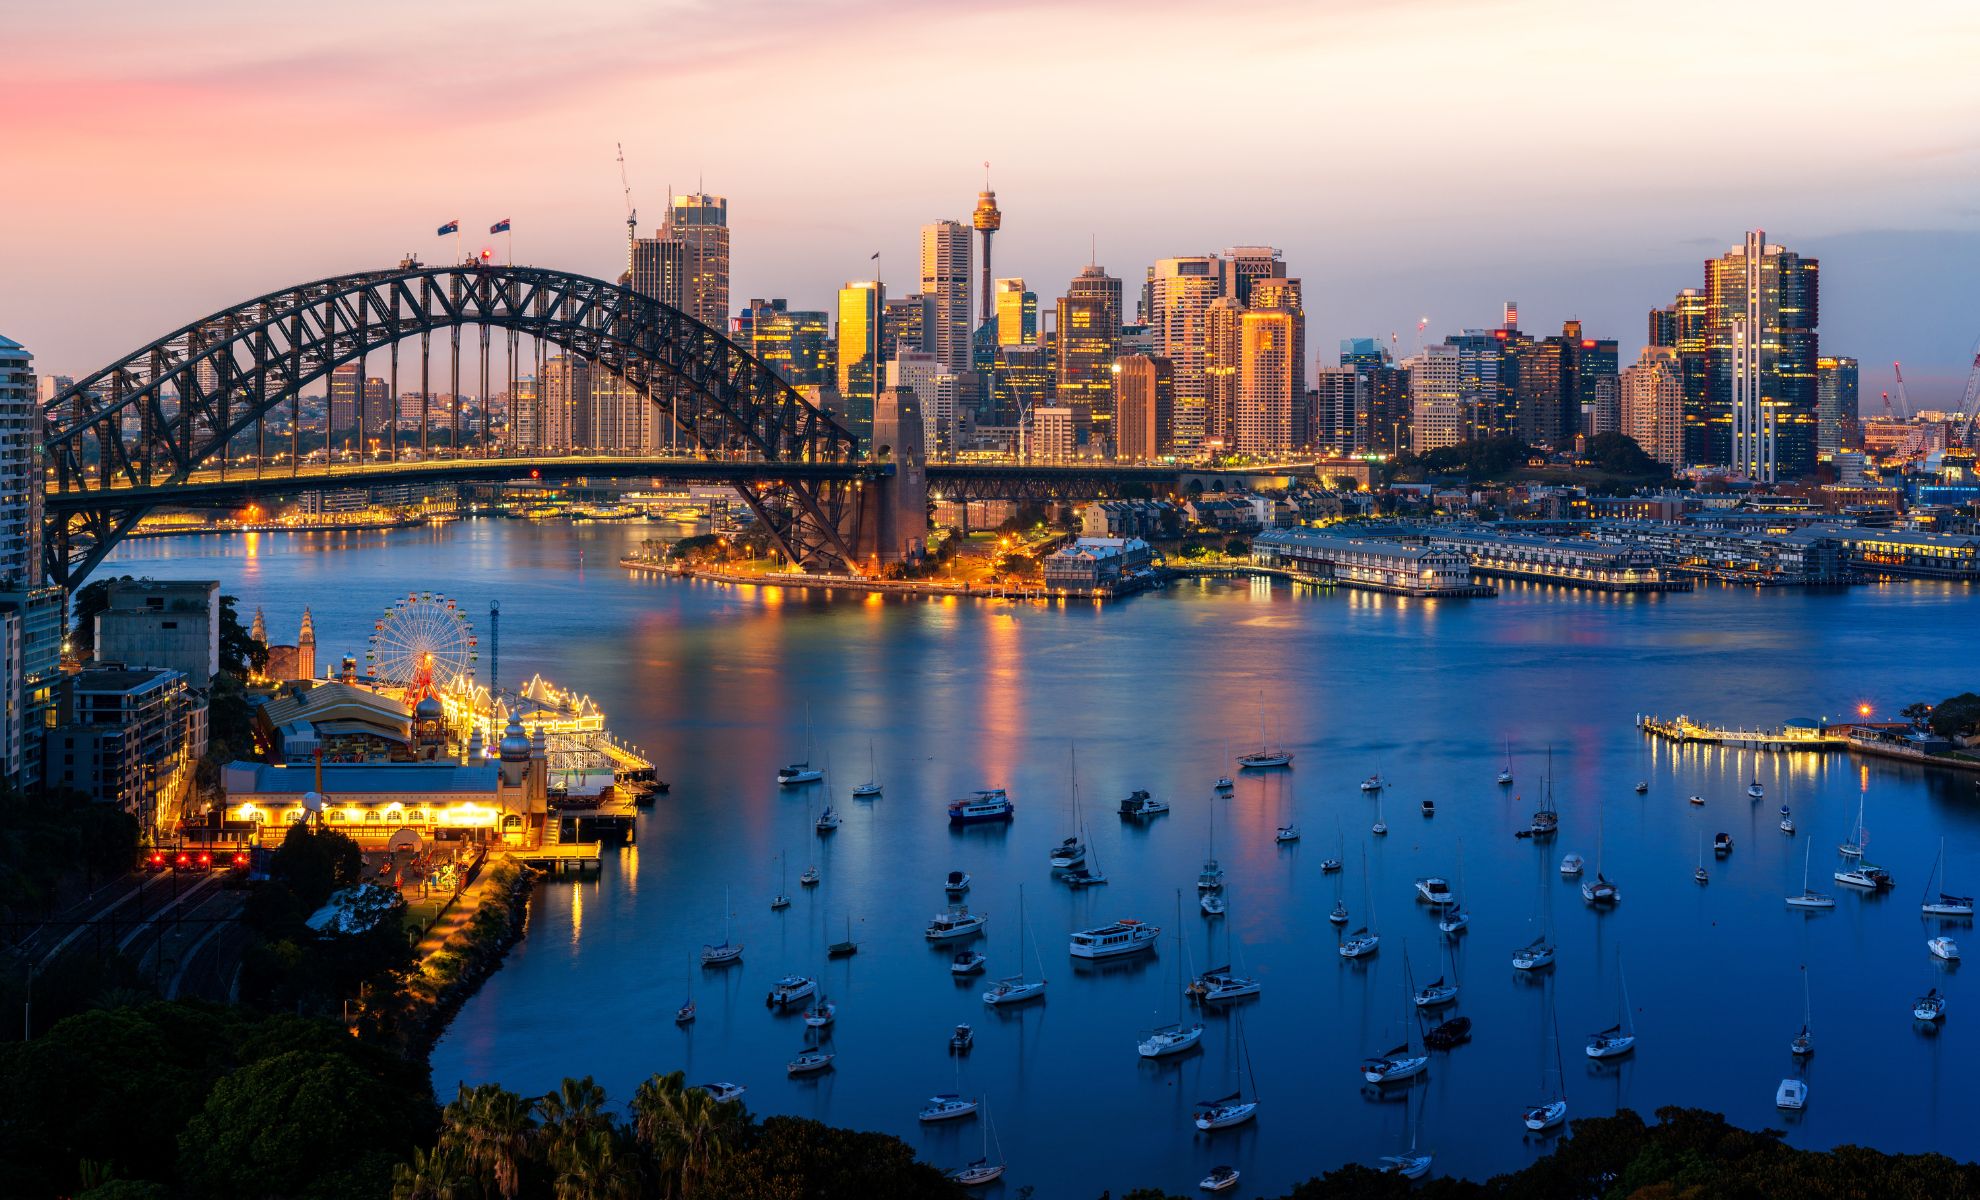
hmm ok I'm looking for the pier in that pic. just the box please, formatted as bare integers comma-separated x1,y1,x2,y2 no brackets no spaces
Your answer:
1636,713,1839,752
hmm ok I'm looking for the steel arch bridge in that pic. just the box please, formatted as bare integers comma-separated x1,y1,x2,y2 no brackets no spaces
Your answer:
40,262,876,585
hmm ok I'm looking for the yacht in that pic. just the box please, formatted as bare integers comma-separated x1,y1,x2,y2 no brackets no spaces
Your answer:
1236,749,1292,769
1581,874,1620,906
1330,901,1350,926
950,950,987,976
1414,976,1459,1008
1321,855,1342,873
945,870,972,896
1633,781,1649,795
1786,841,1836,909
1200,1166,1241,1193
1747,779,1764,799
802,997,836,1028
950,1023,974,1053
1559,853,1584,878
925,907,988,940
815,805,842,833
1780,806,1795,835
1069,919,1160,959
1839,795,1867,859
771,853,792,911
1361,773,1385,792
1835,864,1893,890
1193,1092,1259,1131
1380,1152,1434,1180
1190,966,1262,1004
917,1094,979,1123
1694,835,1709,885
1424,1016,1472,1048
1523,751,1560,839
1415,877,1456,907
701,887,744,966
778,763,823,786
1525,996,1568,1132
1914,988,1946,1021
1776,1078,1808,1111
1792,965,1814,1058
827,915,859,958
1339,927,1380,958
947,1099,1005,1187
852,741,882,798
1200,892,1227,916
799,865,820,887
1512,935,1556,971
1421,799,1435,817
1525,1098,1568,1132
1214,776,1236,794
786,1050,834,1076
765,975,817,1008
1141,896,1206,1059
1688,794,1705,806
1064,865,1109,888
1276,823,1301,843
674,999,695,1025
1048,835,1088,869
1921,839,1975,917
1714,832,1733,857
693,1082,744,1103
1585,956,1637,1059
982,885,1046,1006
1498,741,1515,786
1928,936,1961,961
1197,858,1226,893
1362,1043,1429,1084
1438,907,1469,935
1118,789,1169,819
948,789,1015,825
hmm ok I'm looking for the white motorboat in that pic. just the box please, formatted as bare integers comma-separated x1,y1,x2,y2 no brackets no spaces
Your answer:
1914,988,1946,1021
1200,1165,1241,1192
1330,901,1350,926
1785,840,1836,909
950,950,987,975
1415,877,1455,907
1748,780,1765,799
1118,789,1169,818
802,997,836,1028
815,805,842,833
1200,892,1227,917
701,887,743,965
1585,955,1637,1059
1069,919,1160,959
950,1023,974,1053
799,865,820,887
917,1094,979,1123
1197,858,1225,893
1414,976,1459,1008
1339,927,1379,958
1776,1078,1808,1111
1190,967,1262,1004
693,1082,744,1103
1139,1021,1204,1059
1362,773,1385,792
1048,836,1088,869
766,974,817,1008
1559,853,1584,878
786,1050,833,1076
1276,824,1301,843
1921,838,1975,917
982,885,1046,1006
925,907,988,940
1835,864,1892,890
948,789,1015,825
1929,936,1961,961
945,870,972,895
1512,936,1556,971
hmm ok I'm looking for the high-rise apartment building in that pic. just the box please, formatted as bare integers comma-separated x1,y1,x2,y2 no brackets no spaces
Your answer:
528,355,590,450
883,294,934,358
1114,355,1175,461
1248,277,1305,444
994,279,1037,347
1236,309,1296,456
627,234,686,308
1025,405,1075,463
1650,287,1711,465
328,364,392,450
921,220,973,374
1337,338,1409,455
1204,297,1245,451
662,192,730,327
0,335,63,788
588,372,662,453
1405,344,1465,453
1816,356,1859,455
1055,271,1120,452
1621,346,1685,467
742,299,833,388
836,281,885,443
1706,230,1819,481
889,350,959,460
1148,256,1224,454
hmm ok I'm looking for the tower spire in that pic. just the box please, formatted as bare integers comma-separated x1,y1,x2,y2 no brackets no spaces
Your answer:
971,162,1002,331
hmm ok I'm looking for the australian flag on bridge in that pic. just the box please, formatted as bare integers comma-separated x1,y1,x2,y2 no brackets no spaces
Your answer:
436,219,460,236
490,218,511,234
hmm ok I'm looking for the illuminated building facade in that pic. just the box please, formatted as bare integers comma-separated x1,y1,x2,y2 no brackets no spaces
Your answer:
1055,268,1121,452
1204,296,1244,451
627,234,685,307
1148,256,1224,454
662,192,730,327
836,281,885,443
1816,356,1859,454
742,298,833,388
992,345,1053,432
1026,404,1075,462
1221,246,1285,305
995,278,1037,346
883,294,934,358
1621,345,1685,467
328,364,392,448
1707,230,1819,481
1338,338,1409,454
1236,308,1296,455
1650,287,1711,464
1114,354,1175,460
921,220,973,373
1406,343,1465,452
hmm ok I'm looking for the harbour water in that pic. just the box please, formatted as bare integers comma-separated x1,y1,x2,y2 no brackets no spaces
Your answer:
107,520,1980,1196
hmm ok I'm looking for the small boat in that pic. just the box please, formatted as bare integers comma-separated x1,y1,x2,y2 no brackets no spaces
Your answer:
982,885,1046,1006
917,1094,979,1123
1525,1097,1567,1130
1776,1077,1808,1110
827,915,859,958
1498,741,1515,786
1786,841,1836,909
1415,877,1455,907
1585,955,1636,1059
1329,901,1350,926
787,1050,834,1076
693,1081,744,1103
1421,799,1435,817
950,1023,974,1053
1792,964,1814,1058
1143,892,1207,1058
1414,976,1459,1008
1275,823,1301,843
1200,892,1227,917
674,999,695,1025
852,741,882,797
814,806,842,833
950,949,987,976
1582,874,1620,906
1339,927,1379,958
770,893,791,911
1237,751,1291,769
702,888,744,965
1633,781,1649,795
1839,794,1867,859
1049,835,1087,868
1197,858,1225,893
926,907,988,940
799,865,820,887
1781,807,1796,835
945,870,972,896
1748,779,1765,799
1929,936,1961,961
1688,794,1705,806
1372,790,1388,837
1438,906,1469,934
1713,832,1733,857
1835,864,1892,890
765,975,816,1008
1522,752,1560,839
1063,865,1108,888
1214,776,1235,793
1321,856,1342,873
1194,1014,1262,1131
1525,997,1568,1133
802,997,836,1028
1921,839,1975,917
1380,1152,1433,1181
1362,774,1385,792
948,788,1015,825
1119,789,1170,818
772,853,792,910
1201,1165,1241,1193
1069,919,1160,960
1559,854,1584,878
1190,966,1262,1004
1424,1016,1472,1048
1512,936,1556,971
1914,988,1946,1021
778,763,823,786
1364,965,1429,1083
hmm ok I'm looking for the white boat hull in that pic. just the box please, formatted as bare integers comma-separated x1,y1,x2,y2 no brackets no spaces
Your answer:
1524,1100,1566,1131
1776,1080,1807,1110
1138,1024,1205,1058
1586,1036,1636,1059
982,980,1046,1006
1364,1056,1428,1084
918,1099,979,1123
1193,1101,1259,1130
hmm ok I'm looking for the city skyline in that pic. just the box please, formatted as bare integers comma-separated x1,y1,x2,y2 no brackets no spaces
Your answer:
9,0,1980,397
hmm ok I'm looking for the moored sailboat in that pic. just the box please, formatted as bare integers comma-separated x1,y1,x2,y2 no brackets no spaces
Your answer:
1139,891,1205,1059
1192,1013,1260,1130
1922,838,1975,917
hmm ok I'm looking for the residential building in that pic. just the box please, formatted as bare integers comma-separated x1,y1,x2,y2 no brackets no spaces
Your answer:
1147,255,1224,453
661,191,730,327
588,372,662,454
1248,277,1306,444
1621,346,1685,467
921,220,973,373
1336,338,1409,453
1114,355,1174,460
327,364,392,450
1816,356,1860,455
836,281,885,443
1406,344,1465,452
1204,296,1244,450
0,335,63,788
1649,287,1711,464
95,579,220,685
1236,308,1296,455
46,665,205,828
1025,404,1076,462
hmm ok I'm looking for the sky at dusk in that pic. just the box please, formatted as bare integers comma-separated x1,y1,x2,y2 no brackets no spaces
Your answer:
8,0,1980,403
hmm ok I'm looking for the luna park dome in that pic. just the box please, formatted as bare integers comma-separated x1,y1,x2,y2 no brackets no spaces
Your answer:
499,713,532,761
415,695,445,723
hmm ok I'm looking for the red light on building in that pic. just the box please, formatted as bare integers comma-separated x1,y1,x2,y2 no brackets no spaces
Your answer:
1493,329,1507,341
1581,340,1596,350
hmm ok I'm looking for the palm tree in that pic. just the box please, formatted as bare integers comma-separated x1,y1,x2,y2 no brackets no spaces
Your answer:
439,1083,534,1200
535,1075,613,1164
549,1128,639,1200
631,1070,746,1198
392,1144,469,1200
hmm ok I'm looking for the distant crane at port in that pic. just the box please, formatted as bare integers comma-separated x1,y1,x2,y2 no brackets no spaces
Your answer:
1958,341,1980,447
1891,361,1910,418
616,142,637,248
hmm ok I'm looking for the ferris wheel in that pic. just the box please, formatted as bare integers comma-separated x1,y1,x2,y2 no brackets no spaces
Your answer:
367,591,477,696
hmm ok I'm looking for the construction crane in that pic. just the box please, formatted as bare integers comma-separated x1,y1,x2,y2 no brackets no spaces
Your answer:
616,143,637,248
1958,344,1980,447
1891,361,1910,418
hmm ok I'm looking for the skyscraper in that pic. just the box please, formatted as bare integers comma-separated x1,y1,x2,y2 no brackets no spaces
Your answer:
1204,296,1245,451
882,294,935,358
534,355,590,450
743,299,833,388
994,279,1037,347
972,182,1001,329
1248,277,1305,444
1621,346,1685,467
1067,263,1123,333
328,364,391,451
1221,246,1286,306
1706,230,1819,481
1,335,67,787
1148,256,1224,454
1236,308,1296,455
836,281,885,442
922,220,972,374
661,192,730,327
1055,268,1121,453
1328,338,1410,454
1405,343,1465,452
1816,356,1859,455
627,234,686,308
588,372,662,453
1650,287,1711,464
1113,355,1174,460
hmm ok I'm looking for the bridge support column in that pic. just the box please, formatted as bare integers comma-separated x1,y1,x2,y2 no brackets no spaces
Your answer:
854,387,929,569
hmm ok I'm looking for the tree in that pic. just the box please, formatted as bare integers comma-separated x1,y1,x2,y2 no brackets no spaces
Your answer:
1901,701,1934,728
631,1071,745,1198
218,593,268,678
703,1116,963,1199
437,1083,535,1200
1927,692,1980,741
66,575,133,662
1581,431,1668,478
391,1144,470,1200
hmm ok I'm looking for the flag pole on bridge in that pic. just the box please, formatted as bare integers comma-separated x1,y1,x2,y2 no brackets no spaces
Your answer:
438,218,461,263
491,218,513,264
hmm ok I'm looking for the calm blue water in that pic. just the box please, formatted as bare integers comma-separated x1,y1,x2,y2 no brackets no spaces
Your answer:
108,521,1980,1196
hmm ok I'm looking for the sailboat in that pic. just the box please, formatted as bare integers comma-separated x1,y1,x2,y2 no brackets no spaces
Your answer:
1913,986,1947,1022
1838,793,1867,859
1438,841,1470,934
1140,891,1205,1058
828,914,859,958
1330,828,1351,925
803,993,837,1028
1340,849,1379,957
1362,769,1386,792
1513,854,1557,970
1192,1012,1260,1129
1585,951,1637,1059
1372,788,1388,837
851,739,882,798
1379,1079,1433,1179
813,755,842,833
947,1098,1006,1186
1581,799,1619,905
675,956,696,1025
1061,749,1110,886
1363,952,1429,1083
1748,777,1765,800
1414,937,1459,1008
701,887,744,965
1791,965,1814,1058
1050,747,1089,869
1785,839,1836,909
1276,783,1300,843
1694,834,1709,885
777,706,823,786
1215,736,1235,793
1191,890,1261,1002
1520,748,1559,839
1235,697,1293,769
1523,987,1567,1131
982,884,1047,1006
1321,823,1344,874
1498,740,1514,786
1198,800,1225,895
770,852,792,911
1922,838,1975,917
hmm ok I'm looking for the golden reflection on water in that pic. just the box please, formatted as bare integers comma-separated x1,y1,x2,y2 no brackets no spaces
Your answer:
569,874,583,944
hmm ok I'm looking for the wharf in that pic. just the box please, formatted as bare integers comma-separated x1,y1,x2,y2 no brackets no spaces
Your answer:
1637,713,1839,752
